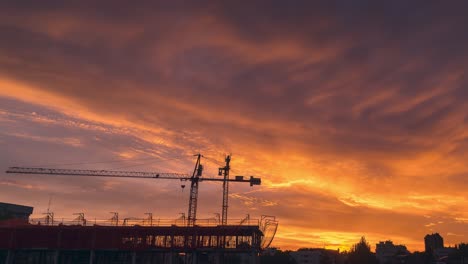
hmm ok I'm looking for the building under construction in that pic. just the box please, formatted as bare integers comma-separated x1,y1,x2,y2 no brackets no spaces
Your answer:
1,155,278,264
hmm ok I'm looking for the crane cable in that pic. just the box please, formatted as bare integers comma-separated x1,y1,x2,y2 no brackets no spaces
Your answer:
23,154,192,171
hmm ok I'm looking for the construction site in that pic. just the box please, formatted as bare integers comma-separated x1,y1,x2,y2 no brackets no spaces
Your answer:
0,154,278,264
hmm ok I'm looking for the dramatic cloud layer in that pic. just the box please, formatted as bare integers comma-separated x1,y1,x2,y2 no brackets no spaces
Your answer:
1,1,467,251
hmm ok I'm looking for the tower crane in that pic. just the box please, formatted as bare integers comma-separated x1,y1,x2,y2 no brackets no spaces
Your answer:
6,154,261,226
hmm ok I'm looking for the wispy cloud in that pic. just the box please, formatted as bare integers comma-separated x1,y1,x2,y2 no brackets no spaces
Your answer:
4,132,83,147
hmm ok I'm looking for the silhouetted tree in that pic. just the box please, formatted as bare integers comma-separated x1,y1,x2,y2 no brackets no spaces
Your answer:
346,237,378,264
459,243,468,259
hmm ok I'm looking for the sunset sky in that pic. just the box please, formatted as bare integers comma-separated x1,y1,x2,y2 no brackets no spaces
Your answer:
1,1,467,252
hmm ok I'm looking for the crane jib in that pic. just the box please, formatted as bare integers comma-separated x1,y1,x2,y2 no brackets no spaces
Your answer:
6,167,190,179
6,167,261,185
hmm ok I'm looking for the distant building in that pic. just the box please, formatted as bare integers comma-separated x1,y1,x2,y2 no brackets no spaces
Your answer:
290,248,341,264
0,202,33,221
425,233,444,253
291,249,321,264
262,247,280,256
375,240,409,264
434,247,456,261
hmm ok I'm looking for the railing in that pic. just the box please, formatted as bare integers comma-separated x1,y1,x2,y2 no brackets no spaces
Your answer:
28,217,261,227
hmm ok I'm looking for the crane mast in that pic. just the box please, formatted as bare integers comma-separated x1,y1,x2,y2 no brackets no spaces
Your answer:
187,154,202,226
218,155,231,225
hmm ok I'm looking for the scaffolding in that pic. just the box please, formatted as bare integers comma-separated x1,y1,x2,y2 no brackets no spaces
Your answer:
0,222,264,264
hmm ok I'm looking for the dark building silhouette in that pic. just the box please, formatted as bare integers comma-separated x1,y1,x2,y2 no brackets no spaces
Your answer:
290,248,342,264
376,240,409,264
424,233,444,253
0,202,33,222
0,202,265,264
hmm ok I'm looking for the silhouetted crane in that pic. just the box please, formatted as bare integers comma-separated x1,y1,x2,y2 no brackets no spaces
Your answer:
6,154,261,226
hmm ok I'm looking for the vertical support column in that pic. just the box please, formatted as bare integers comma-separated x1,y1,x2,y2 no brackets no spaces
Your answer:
6,228,15,264
251,249,257,264
5,250,14,264
53,250,59,264
167,250,173,264
89,225,96,264
191,251,198,264
131,251,136,264
54,228,62,264
212,250,221,264
89,250,94,264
